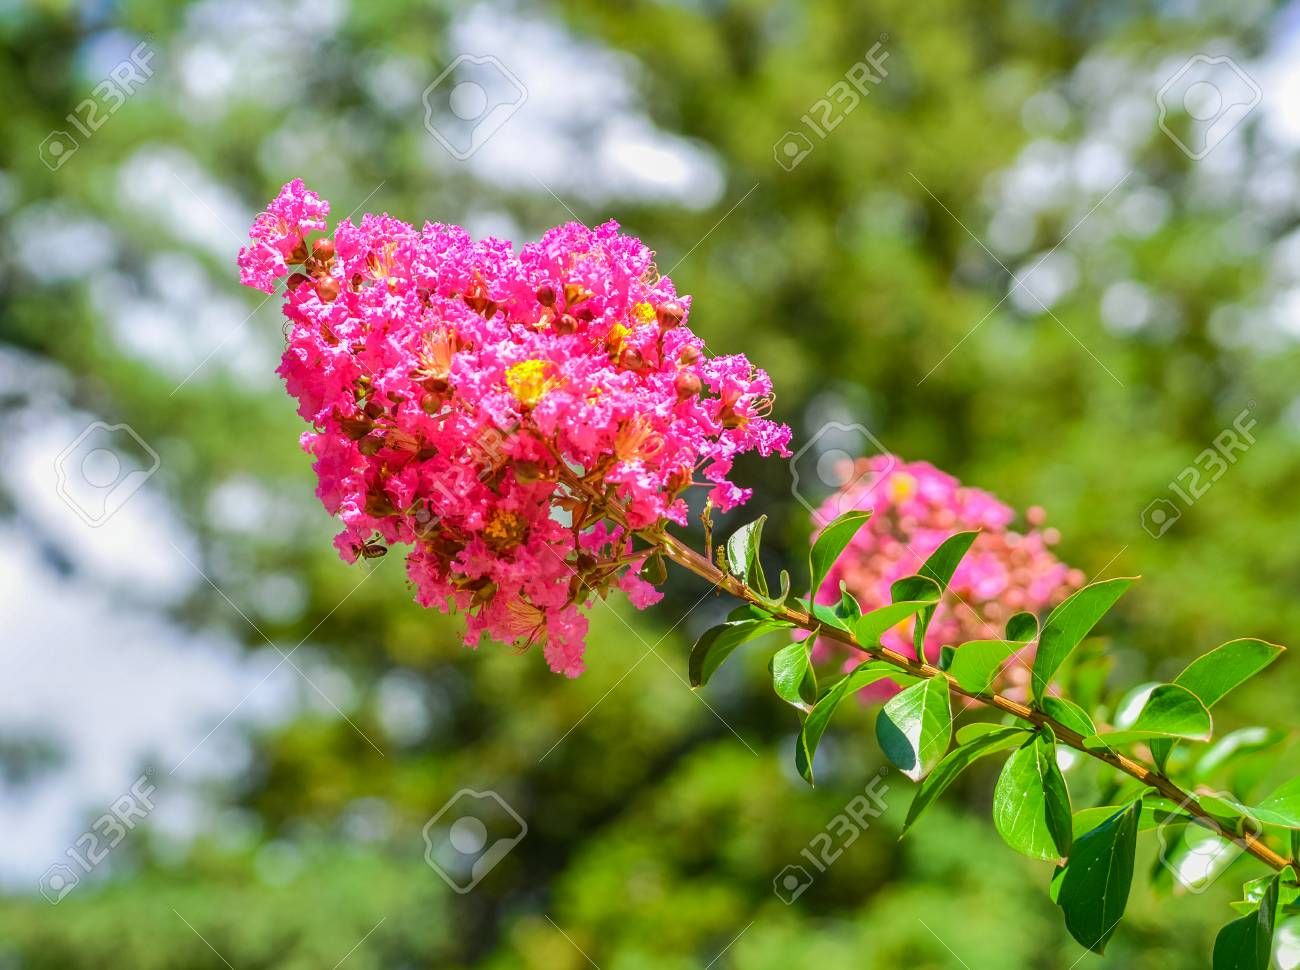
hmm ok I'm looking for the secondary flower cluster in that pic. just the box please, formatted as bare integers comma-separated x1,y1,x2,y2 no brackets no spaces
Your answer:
239,180,791,677
815,456,1083,680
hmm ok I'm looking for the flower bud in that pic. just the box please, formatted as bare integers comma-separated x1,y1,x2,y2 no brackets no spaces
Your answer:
286,272,310,290
312,237,335,261
536,284,556,307
555,314,579,335
657,300,684,330
316,276,340,302
679,346,702,365
674,371,702,400
420,392,441,414
619,347,645,371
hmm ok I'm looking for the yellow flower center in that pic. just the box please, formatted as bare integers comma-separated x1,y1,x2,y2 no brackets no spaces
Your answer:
484,509,526,549
506,359,559,408
632,301,657,325
888,471,918,503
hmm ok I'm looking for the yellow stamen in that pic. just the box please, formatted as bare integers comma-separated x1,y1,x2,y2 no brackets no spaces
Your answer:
632,301,657,325
506,359,560,408
888,471,917,502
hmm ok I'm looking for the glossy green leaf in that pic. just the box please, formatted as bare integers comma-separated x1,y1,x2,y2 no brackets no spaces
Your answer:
856,600,937,652
1083,684,1212,747
1251,777,1300,829
771,641,814,708
888,574,942,607
1031,578,1134,702
1052,800,1140,954
875,678,953,782
725,516,769,595
1042,696,1097,738
688,618,793,687
1176,638,1285,709
993,731,1073,860
809,510,872,601
1152,638,1286,771
902,726,1029,835
905,531,978,654
956,721,1028,745
1213,872,1279,970
796,661,898,784
945,639,1018,693
1071,798,1191,838
1006,611,1039,643
835,587,862,626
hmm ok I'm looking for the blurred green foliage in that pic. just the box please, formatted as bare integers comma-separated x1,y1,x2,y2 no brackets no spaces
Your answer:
2,0,1298,966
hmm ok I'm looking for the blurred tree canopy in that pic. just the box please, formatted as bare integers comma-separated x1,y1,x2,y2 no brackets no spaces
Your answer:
1,0,1298,966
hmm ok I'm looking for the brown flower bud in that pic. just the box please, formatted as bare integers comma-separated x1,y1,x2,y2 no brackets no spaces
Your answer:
679,346,701,365
420,392,441,414
674,371,702,400
536,284,556,307
286,272,310,290
656,300,685,330
316,276,340,302
619,347,645,371
364,400,385,419
339,415,373,440
312,237,335,261
357,434,383,455
555,314,579,335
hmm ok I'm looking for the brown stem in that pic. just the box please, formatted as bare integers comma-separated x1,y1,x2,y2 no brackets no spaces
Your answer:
651,531,1291,873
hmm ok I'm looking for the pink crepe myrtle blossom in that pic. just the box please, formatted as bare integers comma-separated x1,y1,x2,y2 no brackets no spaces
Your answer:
239,180,791,677
813,456,1083,692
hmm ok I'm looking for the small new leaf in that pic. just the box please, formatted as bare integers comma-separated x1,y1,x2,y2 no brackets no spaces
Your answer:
1213,872,1279,970
808,510,872,602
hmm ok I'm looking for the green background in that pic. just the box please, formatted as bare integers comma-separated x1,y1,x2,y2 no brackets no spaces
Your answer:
2,0,1297,966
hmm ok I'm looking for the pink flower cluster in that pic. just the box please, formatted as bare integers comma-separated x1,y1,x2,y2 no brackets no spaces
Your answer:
816,456,1083,673
239,180,790,677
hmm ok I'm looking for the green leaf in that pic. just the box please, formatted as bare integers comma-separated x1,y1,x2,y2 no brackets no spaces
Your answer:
945,639,1018,693
725,516,769,596
993,731,1073,861
1213,872,1279,970
889,574,943,606
1053,801,1141,954
1175,638,1285,708
1042,696,1097,738
1153,638,1286,771
875,678,953,782
1006,611,1039,643
688,618,793,687
771,641,815,708
809,510,872,601
1252,777,1300,829
835,587,862,626
906,531,979,654
956,721,1028,745
903,726,1028,835
1071,798,1192,838
796,661,897,784
856,600,937,647
1083,684,1212,747
1031,578,1135,702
